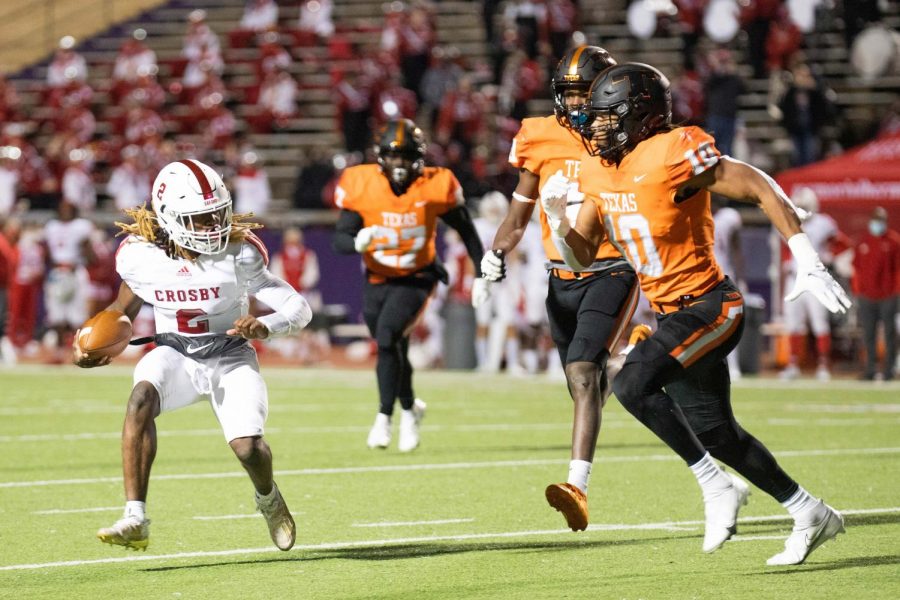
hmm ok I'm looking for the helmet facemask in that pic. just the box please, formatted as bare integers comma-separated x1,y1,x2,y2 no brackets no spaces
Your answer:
156,203,232,255
377,148,423,188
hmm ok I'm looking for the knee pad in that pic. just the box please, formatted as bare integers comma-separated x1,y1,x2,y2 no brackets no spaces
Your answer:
611,362,648,409
375,327,403,351
696,422,746,463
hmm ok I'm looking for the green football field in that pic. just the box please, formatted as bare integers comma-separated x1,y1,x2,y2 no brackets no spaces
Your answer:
0,366,898,600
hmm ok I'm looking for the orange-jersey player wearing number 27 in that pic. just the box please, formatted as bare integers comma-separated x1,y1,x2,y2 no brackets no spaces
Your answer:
333,119,487,453
543,63,852,566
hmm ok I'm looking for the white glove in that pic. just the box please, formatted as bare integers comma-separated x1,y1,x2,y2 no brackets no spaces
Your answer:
540,169,570,236
471,277,492,309
481,250,506,282
354,226,379,253
784,233,852,314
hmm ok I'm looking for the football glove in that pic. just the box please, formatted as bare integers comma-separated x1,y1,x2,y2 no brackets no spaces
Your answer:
471,277,492,309
784,233,852,314
354,226,379,253
540,169,570,236
481,249,506,282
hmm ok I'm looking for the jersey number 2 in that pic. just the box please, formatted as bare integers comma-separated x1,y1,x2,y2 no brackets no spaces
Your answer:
176,309,210,334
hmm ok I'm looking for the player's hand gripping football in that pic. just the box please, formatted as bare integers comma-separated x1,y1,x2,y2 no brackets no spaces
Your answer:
71,329,112,368
354,226,379,253
480,249,506,282
228,315,271,340
785,233,852,314
540,169,570,235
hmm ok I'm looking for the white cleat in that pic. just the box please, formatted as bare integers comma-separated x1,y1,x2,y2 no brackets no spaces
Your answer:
97,516,150,551
256,483,296,551
815,365,831,382
367,412,392,449
398,398,426,452
767,502,844,566
702,474,750,553
779,364,800,380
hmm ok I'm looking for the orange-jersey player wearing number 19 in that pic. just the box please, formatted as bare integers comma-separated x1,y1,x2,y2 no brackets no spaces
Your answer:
544,63,852,566
482,45,639,532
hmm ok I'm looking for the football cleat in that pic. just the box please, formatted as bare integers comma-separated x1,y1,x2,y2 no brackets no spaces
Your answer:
779,364,800,380
367,412,391,449
545,483,589,531
256,483,296,551
767,502,844,566
702,474,750,553
97,516,150,551
398,398,426,452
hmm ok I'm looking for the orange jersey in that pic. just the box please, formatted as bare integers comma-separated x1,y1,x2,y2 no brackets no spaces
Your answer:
509,115,621,264
335,164,464,279
578,126,725,310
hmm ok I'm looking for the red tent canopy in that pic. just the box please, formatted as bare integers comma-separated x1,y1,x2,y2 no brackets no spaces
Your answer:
776,131,900,237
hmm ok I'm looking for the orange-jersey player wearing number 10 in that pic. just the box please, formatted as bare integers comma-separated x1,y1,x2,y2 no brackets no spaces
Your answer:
333,119,487,453
543,63,852,565
481,46,639,532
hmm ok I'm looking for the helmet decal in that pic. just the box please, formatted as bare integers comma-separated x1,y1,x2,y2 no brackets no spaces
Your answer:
178,159,215,201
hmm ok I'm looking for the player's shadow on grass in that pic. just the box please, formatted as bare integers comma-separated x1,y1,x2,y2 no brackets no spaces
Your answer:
428,441,667,455
752,554,900,575
141,535,677,572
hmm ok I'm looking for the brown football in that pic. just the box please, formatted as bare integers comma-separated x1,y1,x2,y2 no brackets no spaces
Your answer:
77,310,133,359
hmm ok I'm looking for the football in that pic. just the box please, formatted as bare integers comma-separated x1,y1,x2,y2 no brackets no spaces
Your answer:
77,310,133,359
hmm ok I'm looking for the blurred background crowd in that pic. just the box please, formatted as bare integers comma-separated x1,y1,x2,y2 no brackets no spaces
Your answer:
0,0,897,379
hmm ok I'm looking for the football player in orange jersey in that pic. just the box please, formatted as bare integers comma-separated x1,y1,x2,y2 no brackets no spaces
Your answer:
544,63,851,565
481,46,639,532
333,118,488,452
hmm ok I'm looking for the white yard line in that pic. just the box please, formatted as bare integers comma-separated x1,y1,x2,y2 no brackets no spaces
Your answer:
2,506,896,572
352,518,475,528
4,446,898,489
33,507,122,515
192,514,262,521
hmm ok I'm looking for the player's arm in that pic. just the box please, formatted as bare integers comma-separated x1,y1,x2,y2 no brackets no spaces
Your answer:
540,171,603,270
73,282,143,368
333,209,378,255
689,157,851,313
441,206,484,277
483,170,538,282
236,243,312,339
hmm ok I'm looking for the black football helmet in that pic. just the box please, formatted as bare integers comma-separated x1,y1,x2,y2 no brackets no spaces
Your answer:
374,118,426,189
577,63,672,164
551,45,617,129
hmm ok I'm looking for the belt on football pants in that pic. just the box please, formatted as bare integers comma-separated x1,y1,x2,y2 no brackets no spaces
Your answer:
549,268,597,281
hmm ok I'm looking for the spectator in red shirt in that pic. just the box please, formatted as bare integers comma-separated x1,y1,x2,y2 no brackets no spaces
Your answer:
436,75,486,156
765,6,803,75
852,207,900,380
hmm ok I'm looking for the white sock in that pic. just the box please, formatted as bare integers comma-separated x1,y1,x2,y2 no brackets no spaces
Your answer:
567,460,592,493
522,349,538,373
781,486,823,524
505,336,520,370
256,483,278,503
125,500,146,521
689,453,733,499
475,336,487,365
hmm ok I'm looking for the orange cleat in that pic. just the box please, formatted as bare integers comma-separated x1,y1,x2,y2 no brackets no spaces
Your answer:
545,483,589,531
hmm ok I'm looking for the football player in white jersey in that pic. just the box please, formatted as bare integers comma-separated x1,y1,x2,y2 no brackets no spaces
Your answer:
73,159,312,552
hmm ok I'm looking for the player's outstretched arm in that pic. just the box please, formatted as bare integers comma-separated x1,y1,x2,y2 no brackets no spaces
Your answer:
241,244,313,338
72,282,143,368
696,157,851,314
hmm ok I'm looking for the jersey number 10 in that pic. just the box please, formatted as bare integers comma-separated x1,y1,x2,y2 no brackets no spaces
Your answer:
604,213,664,277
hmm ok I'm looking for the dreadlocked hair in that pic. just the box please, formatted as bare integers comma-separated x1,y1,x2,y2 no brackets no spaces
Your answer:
115,205,262,260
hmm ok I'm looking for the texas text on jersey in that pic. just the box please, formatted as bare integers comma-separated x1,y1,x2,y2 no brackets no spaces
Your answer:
579,126,725,311
510,115,624,267
335,163,464,281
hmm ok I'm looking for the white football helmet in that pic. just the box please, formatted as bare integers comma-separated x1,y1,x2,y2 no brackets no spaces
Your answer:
151,159,232,255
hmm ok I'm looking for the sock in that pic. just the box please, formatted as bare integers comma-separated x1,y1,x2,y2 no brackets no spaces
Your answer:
505,336,520,371
788,335,804,364
125,500,146,521
689,453,733,499
815,335,831,366
522,349,538,373
567,460,592,493
475,335,487,366
256,482,278,503
781,486,823,525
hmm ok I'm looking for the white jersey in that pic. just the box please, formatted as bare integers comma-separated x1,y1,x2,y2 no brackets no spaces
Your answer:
116,233,311,338
713,207,742,279
45,218,94,265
